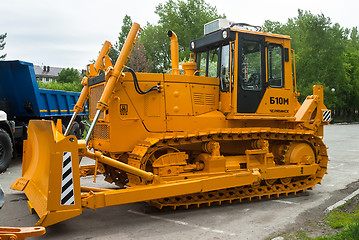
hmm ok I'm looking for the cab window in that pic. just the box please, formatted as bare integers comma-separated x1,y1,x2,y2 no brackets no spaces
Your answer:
195,47,220,77
268,44,284,87
220,44,234,92
241,41,262,90
208,48,219,77
196,51,207,76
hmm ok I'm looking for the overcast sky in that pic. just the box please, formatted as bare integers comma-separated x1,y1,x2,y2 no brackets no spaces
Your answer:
1,0,358,69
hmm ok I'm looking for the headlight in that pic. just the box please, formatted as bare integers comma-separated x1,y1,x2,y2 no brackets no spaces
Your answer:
222,30,228,39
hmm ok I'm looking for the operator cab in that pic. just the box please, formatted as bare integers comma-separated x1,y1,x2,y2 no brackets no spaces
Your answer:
189,19,296,117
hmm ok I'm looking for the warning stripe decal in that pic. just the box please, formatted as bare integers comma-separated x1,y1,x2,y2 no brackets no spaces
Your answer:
61,152,75,205
323,110,331,122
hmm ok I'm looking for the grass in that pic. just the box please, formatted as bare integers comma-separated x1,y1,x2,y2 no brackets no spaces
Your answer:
317,203,359,240
323,202,359,229
316,220,359,240
272,198,359,240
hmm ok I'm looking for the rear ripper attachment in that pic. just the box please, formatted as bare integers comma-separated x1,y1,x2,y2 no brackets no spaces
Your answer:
11,19,331,227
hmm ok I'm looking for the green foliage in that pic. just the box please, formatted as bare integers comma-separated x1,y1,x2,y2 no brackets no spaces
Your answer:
323,203,359,229
264,10,359,118
38,68,82,92
140,23,171,72
57,68,81,84
110,1,224,73
116,14,133,51
315,200,359,240
110,15,153,72
343,27,359,111
142,0,225,72
316,220,359,240
37,81,82,92
109,15,133,63
0,33,7,60
155,0,225,58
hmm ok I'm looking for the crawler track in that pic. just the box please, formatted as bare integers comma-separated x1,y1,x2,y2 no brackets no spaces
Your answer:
126,128,329,209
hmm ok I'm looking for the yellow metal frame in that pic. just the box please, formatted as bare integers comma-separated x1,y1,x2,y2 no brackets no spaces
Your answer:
11,22,331,228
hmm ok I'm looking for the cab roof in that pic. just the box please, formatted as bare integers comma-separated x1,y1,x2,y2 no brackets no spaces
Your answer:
189,27,290,52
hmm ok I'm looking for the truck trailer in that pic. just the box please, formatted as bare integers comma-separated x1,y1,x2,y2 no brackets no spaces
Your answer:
0,60,88,172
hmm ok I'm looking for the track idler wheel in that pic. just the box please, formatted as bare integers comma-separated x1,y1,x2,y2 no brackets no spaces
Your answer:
265,179,277,186
280,177,292,185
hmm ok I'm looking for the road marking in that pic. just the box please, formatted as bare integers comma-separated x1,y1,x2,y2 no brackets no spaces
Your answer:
325,188,359,213
128,210,237,236
272,199,297,205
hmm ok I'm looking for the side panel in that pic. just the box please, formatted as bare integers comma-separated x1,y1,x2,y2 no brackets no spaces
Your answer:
255,36,299,116
165,83,193,116
255,88,296,116
91,73,165,153
191,84,219,115
166,111,226,132
37,89,85,117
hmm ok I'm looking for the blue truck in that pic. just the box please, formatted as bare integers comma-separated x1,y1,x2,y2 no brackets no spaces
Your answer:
0,60,88,172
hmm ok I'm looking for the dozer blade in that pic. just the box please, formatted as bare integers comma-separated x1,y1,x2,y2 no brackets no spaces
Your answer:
11,120,82,227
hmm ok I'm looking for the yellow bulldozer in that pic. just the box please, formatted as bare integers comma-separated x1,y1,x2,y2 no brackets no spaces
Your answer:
11,19,331,227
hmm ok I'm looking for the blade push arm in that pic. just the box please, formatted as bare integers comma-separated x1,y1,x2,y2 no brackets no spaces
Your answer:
85,22,141,144
64,41,113,136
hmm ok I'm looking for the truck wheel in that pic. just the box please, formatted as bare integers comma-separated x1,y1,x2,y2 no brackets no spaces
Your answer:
69,121,82,139
0,129,13,173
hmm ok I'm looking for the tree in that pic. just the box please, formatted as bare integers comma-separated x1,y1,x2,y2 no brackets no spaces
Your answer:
38,68,82,92
140,23,171,72
343,27,359,119
110,15,152,72
0,33,7,60
57,68,81,84
127,42,152,72
264,10,359,121
109,15,133,63
155,0,224,53
109,1,224,73
264,10,347,109
142,0,225,72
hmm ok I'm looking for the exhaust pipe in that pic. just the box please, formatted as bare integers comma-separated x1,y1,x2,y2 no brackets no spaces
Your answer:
168,30,179,75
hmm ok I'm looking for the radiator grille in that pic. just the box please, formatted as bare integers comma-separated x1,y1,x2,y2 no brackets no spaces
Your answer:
193,93,215,105
193,93,205,105
205,94,215,105
89,84,105,119
93,124,109,140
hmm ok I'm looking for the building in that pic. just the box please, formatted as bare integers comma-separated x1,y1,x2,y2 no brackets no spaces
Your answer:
34,65,63,83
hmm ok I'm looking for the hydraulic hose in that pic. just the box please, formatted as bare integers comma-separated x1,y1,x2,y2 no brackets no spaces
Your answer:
125,66,161,94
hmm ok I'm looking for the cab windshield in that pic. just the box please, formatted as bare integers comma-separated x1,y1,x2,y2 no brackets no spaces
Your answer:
195,43,234,92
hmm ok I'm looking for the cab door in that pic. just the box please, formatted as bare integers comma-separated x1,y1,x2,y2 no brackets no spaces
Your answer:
237,34,267,113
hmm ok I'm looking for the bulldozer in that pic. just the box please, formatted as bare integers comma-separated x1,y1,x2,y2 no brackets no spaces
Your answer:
11,19,331,227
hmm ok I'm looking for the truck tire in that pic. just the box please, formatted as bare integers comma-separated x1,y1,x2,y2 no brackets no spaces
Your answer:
69,121,82,139
0,129,13,173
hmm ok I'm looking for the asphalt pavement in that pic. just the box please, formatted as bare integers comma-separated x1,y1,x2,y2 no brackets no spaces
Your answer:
0,123,358,240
